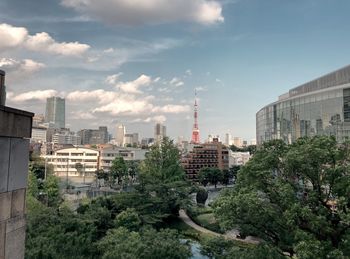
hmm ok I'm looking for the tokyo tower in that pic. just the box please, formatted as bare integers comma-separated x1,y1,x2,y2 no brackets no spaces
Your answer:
191,90,200,144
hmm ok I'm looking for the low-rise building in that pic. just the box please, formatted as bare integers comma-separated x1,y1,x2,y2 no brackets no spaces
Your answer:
31,126,47,143
229,151,251,166
44,147,99,180
181,139,229,180
99,146,147,172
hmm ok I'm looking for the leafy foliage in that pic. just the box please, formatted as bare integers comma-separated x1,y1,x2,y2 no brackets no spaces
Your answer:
214,136,350,258
198,167,223,188
196,188,209,205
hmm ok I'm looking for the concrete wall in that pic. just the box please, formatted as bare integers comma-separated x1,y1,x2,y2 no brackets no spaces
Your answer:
0,105,33,259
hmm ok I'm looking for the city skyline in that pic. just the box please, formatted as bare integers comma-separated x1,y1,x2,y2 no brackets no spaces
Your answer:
2,0,350,140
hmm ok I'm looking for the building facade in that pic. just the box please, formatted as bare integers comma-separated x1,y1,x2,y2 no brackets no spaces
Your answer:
154,123,166,143
44,147,99,180
99,146,147,172
31,126,47,143
45,97,65,129
78,127,108,145
115,124,126,147
181,139,229,180
257,65,350,145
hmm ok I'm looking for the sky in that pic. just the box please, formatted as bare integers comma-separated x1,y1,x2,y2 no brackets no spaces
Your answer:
1,0,350,142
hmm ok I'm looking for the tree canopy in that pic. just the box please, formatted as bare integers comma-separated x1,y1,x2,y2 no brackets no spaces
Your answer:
214,136,350,258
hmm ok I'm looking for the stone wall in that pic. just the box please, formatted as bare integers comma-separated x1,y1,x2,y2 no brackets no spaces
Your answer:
0,106,33,259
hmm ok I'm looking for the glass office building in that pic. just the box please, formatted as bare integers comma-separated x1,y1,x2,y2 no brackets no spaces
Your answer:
45,96,65,129
256,65,350,145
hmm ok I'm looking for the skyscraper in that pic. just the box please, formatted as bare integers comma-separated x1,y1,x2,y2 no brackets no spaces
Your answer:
116,124,126,146
45,97,65,129
0,70,6,105
154,123,166,143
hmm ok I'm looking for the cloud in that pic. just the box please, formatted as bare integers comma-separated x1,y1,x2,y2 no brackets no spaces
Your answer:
0,23,27,50
133,115,167,124
0,58,45,73
195,86,207,91
115,74,152,94
152,104,190,114
25,32,90,56
169,77,184,87
61,0,224,26
0,23,90,56
71,111,96,120
105,73,123,85
185,69,192,76
9,89,58,102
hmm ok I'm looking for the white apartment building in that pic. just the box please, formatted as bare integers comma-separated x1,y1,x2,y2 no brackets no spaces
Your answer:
229,151,251,166
43,147,99,179
99,146,147,172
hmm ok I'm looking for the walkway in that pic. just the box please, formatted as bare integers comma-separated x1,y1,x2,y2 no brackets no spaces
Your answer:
179,209,260,245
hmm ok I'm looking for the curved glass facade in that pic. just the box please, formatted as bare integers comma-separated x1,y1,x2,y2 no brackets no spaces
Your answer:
256,65,350,145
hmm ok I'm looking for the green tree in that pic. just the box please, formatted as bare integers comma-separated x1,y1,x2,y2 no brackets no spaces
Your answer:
110,156,127,186
114,208,141,231
138,137,191,217
214,136,350,258
196,188,208,205
198,167,223,188
43,174,61,207
98,227,191,259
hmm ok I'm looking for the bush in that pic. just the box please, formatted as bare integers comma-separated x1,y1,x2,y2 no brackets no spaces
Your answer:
196,188,208,205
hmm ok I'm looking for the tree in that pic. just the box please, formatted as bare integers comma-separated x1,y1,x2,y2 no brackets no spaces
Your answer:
110,157,127,186
138,137,191,217
198,167,223,188
114,208,141,231
43,174,61,207
98,227,191,259
214,136,350,258
196,188,208,205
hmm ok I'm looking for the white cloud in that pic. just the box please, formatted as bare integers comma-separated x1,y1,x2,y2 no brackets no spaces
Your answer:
61,0,224,26
103,47,114,53
185,69,192,76
152,104,190,114
116,74,152,94
0,58,45,73
26,32,90,56
0,23,90,57
71,111,96,120
169,77,184,87
153,77,161,83
195,86,207,91
0,23,28,50
9,90,58,102
105,73,123,85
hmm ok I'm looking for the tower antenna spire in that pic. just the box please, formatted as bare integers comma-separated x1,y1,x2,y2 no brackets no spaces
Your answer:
191,89,200,144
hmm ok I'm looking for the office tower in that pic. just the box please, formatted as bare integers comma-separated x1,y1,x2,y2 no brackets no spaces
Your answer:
0,70,5,105
154,123,166,143
256,64,350,144
225,133,232,146
78,126,108,145
45,97,65,129
116,124,126,146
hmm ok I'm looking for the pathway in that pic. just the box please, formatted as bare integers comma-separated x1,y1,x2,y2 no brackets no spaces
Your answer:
179,209,260,245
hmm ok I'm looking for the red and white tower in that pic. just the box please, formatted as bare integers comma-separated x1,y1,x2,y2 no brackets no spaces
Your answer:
191,90,200,144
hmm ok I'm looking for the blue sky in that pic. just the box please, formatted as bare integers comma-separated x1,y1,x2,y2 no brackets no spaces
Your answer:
1,0,350,142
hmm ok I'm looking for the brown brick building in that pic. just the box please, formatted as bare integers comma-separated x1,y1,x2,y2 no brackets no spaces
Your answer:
181,139,229,180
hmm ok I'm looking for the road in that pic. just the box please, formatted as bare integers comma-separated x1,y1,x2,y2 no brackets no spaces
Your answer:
179,209,260,245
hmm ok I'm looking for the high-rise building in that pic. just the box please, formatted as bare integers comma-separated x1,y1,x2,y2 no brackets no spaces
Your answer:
233,137,243,147
181,138,229,180
0,70,6,105
225,133,232,146
191,90,200,144
256,64,350,145
78,126,108,145
116,124,126,146
45,96,65,129
154,123,166,143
